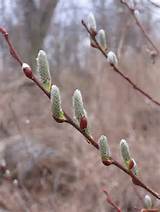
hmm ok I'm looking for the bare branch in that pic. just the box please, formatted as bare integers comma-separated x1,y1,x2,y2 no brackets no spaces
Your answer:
103,189,122,212
120,0,160,56
149,0,160,8
81,20,160,108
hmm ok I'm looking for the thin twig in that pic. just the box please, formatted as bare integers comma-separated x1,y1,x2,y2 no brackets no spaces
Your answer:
103,189,122,212
120,0,160,56
81,20,160,107
0,27,22,66
149,0,160,8
112,161,160,199
0,27,160,200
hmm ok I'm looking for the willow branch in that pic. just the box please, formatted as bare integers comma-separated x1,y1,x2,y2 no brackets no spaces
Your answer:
0,28,23,66
120,0,160,56
1,27,160,200
81,20,160,107
103,189,122,212
149,0,160,8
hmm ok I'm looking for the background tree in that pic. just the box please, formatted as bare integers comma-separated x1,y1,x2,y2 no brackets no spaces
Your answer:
17,0,58,68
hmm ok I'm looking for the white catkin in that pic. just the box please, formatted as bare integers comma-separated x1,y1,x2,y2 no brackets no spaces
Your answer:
22,63,31,70
99,135,111,160
72,89,86,122
97,29,107,51
144,195,152,209
87,12,96,32
120,139,131,162
37,50,51,92
107,51,118,66
51,85,64,119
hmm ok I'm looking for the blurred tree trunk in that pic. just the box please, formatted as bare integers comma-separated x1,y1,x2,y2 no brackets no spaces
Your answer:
18,0,58,69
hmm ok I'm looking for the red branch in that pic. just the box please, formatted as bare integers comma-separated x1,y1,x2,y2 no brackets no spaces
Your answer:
0,27,160,201
81,20,160,107
120,0,160,56
0,27,23,66
103,189,122,212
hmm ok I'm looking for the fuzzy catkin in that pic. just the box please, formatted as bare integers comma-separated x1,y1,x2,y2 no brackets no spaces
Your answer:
37,50,51,92
99,135,111,160
51,85,64,119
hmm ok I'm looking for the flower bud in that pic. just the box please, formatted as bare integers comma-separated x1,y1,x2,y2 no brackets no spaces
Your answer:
134,9,140,18
22,63,33,79
129,158,138,176
120,139,131,167
97,29,107,51
72,89,91,140
36,50,51,92
99,135,111,161
73,89,86,122
87,12,97,34
144,195,152,209
80,116,88,130
0,159,6,169
5,169,11,179
107,51,118,66
13,179,18,186
128,159,134,170
51,85,65,121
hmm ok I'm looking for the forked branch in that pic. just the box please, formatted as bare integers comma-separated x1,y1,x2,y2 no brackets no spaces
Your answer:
103,189,122,212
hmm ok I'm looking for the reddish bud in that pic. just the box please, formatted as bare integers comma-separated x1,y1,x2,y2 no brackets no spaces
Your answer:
128,159,134,170
90,30,97,37
0,165,6,173
80,116,88,130
0,159,6,173
128,158,138,176
102,159,112,166
0,27,8,36
90,41,98,48
22,63,33,79
4,169,11,180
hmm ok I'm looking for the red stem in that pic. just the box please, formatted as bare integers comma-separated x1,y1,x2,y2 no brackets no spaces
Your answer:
103,189,122,212
81,20,160,107
120,0,160,56
0,27,23,66
113,161,160,199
